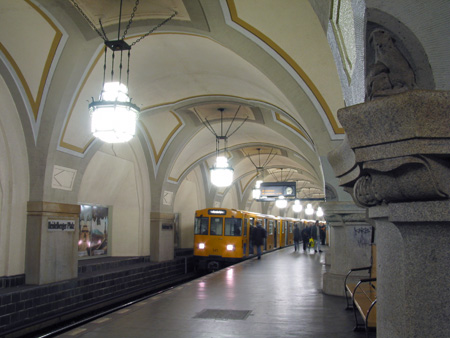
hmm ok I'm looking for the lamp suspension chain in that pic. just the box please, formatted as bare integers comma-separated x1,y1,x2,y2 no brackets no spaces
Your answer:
129,11,178,48
117,0,123,40
122,0,140,40
69,0,107,41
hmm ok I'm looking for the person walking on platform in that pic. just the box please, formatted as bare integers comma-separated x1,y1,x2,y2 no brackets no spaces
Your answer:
320,223,326,245
312,220,322,253
301,224,311,252
293,224,301,252
252,221,266,260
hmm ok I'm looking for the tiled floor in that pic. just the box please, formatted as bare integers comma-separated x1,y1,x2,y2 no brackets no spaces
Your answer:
56,246,368,337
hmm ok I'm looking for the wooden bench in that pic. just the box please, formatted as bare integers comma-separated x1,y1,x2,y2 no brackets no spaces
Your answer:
344,244,376,337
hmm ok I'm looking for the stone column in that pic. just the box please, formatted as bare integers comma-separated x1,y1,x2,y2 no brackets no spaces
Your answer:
150,212,175,262
322,201,372,296
369,201,450,338
25,202,80,285
329,90,450,337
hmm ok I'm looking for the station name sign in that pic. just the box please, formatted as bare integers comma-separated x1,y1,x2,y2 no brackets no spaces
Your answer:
260,182,296,198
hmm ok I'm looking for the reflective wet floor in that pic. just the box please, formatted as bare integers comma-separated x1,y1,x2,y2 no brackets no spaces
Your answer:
56,246,368,337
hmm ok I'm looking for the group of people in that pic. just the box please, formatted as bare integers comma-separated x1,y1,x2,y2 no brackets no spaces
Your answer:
294,220,326,253
250,220,326,259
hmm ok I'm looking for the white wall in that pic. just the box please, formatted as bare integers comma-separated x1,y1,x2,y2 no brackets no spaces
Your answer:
78,144,147,256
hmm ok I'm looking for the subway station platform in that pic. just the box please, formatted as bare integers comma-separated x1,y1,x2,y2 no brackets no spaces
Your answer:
54,246,367,338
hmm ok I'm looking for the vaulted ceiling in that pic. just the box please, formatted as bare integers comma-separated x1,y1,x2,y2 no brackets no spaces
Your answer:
1,0,346,204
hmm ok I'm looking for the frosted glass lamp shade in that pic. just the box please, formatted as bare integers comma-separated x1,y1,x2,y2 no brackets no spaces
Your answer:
275,196,287,208
305,203,315,215
90,82,139,143
210,156,233,187
292,199,302,213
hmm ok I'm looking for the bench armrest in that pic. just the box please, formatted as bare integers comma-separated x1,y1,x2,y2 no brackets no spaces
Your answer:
354,278,377,294
359,278,376,284
344,266,372,287
350,266,372,272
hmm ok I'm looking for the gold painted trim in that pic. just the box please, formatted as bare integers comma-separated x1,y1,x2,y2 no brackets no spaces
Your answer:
240,172,258,193
141,111,183,164
226,0,344,134
0,0,63,121
274,113,308,140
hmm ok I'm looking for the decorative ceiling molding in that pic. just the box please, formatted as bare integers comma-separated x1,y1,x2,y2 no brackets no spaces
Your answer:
0,0,65,142
224,0,344,135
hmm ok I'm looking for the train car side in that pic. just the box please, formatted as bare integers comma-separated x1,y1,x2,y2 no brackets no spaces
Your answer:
194,208,303,271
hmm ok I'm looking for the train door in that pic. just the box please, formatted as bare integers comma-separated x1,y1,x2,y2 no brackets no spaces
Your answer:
249,217,255,255
243,218,248,255
263,218,268,251
274,220,277,248
284,221,288,246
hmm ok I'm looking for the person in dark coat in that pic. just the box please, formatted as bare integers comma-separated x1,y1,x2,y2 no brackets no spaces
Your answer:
320,224,326,245
312,220,322,253
293,224,301,252
252,222,266,260
301,224,311,252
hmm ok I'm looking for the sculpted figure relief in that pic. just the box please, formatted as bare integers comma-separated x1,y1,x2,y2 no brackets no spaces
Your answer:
366,28,416,100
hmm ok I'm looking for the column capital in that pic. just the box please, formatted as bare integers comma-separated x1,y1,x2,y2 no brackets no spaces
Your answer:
329,90,450,208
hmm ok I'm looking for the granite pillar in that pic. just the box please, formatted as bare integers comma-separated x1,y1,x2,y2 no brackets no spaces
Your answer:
328,90,450,337
25,202,80,285
322,201,372,296
369,201,450,337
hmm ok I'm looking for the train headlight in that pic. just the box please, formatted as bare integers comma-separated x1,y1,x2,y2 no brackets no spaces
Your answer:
198,243,205,249
226,244,234,251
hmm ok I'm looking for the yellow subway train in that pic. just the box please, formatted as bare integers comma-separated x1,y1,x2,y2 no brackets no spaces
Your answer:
193,208,305,271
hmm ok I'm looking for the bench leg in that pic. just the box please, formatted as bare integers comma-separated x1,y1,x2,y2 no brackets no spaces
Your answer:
352,302,364,331
345,288,352,310
364,300,377,338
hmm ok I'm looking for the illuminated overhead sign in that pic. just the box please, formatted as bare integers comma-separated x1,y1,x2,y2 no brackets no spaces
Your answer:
208,209,227,215
260,182,296,198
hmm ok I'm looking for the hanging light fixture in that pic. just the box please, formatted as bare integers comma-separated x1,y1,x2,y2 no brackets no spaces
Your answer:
305,203,315,215
195,107,247,188
71,0,177,143
275,196,287,208
316,206,324,217
292,199,303,213
210,155,234,187
252,179,263,199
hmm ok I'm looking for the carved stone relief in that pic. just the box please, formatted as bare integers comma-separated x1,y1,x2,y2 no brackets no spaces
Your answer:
366,28,416,100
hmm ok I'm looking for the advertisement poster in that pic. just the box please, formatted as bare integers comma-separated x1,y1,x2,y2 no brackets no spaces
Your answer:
78,205,108,257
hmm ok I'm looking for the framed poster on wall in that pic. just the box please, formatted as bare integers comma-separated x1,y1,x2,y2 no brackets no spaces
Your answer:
78,204,109,258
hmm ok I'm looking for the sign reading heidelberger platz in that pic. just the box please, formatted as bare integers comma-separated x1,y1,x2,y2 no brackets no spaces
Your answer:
259,182,296,200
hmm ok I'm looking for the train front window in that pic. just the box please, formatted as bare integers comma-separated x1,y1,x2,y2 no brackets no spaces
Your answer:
225,218,242,236
210,217,223,236
194,217,209,235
